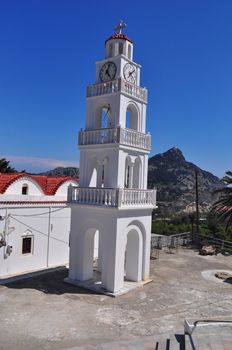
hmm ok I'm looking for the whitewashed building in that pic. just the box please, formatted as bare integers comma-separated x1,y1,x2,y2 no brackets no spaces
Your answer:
0,173,78,278
66,22,157,294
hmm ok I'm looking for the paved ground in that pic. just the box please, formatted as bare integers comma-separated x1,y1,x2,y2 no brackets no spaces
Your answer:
0,246,231,350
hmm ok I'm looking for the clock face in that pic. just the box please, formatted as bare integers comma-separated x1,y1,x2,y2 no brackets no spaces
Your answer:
123,63,136,84
99,62,117,82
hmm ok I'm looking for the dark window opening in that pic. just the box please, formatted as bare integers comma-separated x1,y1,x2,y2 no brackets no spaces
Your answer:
22,237,32,254
22,185,28,195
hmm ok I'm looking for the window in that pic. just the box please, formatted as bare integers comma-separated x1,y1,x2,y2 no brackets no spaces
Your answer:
128,44,132,59
119,43,123,55
22,184,28,195
22,237,33,254
108,43,113,57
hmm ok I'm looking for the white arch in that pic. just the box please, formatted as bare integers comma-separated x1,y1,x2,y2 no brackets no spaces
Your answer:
69,219,104,281
88,157,98,187
6,177,44,195
95,101,112,129
55,180,79,196
125,220,147,279
124,155,133,188
124,223,144,281
133,157,141,188
126,101,140,131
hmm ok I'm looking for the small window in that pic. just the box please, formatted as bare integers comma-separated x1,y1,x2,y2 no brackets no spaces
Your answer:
108,43,113,57
119,43,123,55
22,237,32,254
22,184,28,195
128,44,132,59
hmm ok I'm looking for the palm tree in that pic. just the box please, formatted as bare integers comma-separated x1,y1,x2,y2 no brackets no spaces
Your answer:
0,158,17,173
212,171,232,233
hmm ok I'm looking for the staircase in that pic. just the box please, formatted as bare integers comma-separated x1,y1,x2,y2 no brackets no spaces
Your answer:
65,319,232,349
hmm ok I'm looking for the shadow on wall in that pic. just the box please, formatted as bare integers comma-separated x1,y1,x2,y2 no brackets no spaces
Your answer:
3,267,100,296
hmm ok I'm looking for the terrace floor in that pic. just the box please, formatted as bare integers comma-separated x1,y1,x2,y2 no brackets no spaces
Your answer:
0,246,231,350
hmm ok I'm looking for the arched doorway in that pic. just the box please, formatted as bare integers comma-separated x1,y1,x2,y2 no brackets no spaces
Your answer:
124,156,132,188
124,226,143,281
133,157,141,188
89,157,98,187
70,226,102,281
95,104,112,129
126,103,139,130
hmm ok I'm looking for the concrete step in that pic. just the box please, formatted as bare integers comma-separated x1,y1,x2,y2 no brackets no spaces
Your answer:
169,334,181,350
184,319,232,350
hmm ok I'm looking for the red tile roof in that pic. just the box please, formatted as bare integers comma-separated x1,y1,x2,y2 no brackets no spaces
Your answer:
0,173,79,195
0,201,66,205
105,33,133,44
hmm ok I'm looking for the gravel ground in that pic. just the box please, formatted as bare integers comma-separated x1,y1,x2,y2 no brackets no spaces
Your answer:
0,246,231,350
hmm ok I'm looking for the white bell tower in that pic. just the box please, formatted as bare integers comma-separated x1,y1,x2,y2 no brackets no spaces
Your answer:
66,21,157,295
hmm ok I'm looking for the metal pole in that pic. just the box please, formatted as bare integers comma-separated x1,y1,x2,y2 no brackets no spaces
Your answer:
195,170,199,238
46,207,51,267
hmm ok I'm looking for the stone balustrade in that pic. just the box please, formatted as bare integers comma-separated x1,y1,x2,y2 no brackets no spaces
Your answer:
78,127,151,150
67,186,156,208
86,78,147,103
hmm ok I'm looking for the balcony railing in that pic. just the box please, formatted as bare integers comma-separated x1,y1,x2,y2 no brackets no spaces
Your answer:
78,127,151,150
67,187,156,208
86,78,148,103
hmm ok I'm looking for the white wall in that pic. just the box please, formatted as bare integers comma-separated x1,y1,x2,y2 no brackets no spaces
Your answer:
55,180,79,196
6,177,44,196
0,205,70,278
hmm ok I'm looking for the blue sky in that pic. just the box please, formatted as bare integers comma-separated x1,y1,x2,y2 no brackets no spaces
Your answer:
0,0,231,177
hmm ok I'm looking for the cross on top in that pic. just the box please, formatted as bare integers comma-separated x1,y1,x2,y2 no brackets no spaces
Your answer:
114,20,127,34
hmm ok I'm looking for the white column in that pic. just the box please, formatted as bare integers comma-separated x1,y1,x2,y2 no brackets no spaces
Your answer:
97,161,102,187
101,219,125,293
129,163,134,188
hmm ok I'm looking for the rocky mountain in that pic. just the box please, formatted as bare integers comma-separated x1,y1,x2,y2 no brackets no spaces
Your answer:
39,167,79,178
148,147,224,215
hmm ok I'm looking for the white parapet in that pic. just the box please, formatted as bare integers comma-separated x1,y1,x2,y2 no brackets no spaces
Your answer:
67,186,156,208
78,127,151,150
86,77,147,103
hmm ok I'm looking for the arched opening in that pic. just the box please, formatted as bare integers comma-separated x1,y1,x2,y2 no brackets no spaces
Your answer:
108,43,113,58
119,42,123,55
22,184,28,195
126,104,139,131
125,228,143,281
95,104,112,129
124,156,132,188
101,157,109,187
133,157,141,188
89,158,98,187
128,44,132,59
89,168,97,187
80,228,101,280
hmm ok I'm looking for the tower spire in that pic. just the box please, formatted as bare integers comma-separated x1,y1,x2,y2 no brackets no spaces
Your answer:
114,19,127,34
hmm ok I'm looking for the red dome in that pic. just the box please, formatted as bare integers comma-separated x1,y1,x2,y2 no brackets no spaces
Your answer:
105,33,133,44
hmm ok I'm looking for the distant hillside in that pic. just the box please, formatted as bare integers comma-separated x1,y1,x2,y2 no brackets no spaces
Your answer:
40,167,79,178
148,147,224,215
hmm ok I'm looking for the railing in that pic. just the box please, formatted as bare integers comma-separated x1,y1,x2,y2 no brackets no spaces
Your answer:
86,78,148,103
67,186,156,208
118,188,156,207
197,234,232,254
151,232,192,250
78,127,151,150
119,128,151,150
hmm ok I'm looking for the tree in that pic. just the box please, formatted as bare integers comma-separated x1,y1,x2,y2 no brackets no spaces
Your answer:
212,171,232,233
0,158,17,173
